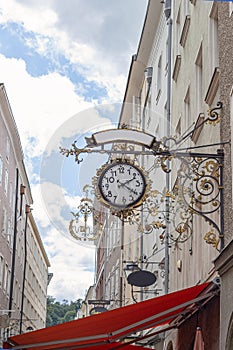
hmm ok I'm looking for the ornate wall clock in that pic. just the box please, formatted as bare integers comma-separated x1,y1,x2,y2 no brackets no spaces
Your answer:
96,160,148,210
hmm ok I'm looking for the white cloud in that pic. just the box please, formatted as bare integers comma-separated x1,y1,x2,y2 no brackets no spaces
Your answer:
31,182,96,301
0,0,147,68
0,0,147,100
0,54,94,157
0,0,58,33
43,227,95,301
0,0,148,301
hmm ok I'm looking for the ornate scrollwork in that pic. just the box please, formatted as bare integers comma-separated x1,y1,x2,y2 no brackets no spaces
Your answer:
204,228,220,251
182,157,221,214
69,186,101,242
177,155,223,250
61,103,224,250
112,143,135,152
60,141,92,164
207,101,222,125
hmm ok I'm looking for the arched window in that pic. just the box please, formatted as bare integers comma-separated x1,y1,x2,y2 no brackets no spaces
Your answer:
167,341,173,350
226,313,233,350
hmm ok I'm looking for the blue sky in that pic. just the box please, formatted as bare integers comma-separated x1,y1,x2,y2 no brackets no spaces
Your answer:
0,0,148,301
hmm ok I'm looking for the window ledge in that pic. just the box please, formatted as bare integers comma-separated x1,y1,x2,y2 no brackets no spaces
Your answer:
172,55,181,82
180,15,191,47
191,113,205,144
156,89,161,104
205,67,220,106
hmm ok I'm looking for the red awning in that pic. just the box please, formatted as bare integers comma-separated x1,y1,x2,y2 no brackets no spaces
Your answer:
5,283,212,350
50,344,149,350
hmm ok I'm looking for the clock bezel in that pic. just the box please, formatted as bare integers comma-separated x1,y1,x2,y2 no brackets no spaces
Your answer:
96,160,148,210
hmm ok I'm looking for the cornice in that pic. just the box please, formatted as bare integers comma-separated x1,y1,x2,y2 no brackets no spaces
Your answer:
214,240,233,276
0,83,33,203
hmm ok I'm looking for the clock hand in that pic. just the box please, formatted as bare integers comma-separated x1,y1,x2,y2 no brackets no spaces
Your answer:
123,177,135,185
122,184,138,195
117,180,138,195
117,178,135,188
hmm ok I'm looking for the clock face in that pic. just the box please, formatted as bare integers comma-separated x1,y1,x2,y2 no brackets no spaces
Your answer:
98,162,147,209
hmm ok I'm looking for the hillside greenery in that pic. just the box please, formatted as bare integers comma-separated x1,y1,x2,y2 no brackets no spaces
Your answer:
46,296,82,327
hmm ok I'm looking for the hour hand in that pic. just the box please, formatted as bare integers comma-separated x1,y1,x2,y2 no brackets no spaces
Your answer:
122,177,135,185
117,178,134,187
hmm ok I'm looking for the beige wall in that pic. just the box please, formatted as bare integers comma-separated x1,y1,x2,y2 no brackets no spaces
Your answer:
214,3,233,350
169,0,221,294
0,84,50,343
214,240,233,350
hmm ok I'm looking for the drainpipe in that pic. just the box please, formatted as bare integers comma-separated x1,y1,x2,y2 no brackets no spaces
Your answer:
164,0,172,295
8,168,19,318
19,204,31,334
140,69,152,302
120,219,125,307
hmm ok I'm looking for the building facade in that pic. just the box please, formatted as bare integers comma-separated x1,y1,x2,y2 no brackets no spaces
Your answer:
0,84,50,345
119,0,168,305
93,0,168,313
83,0,232,349
214,2,233,350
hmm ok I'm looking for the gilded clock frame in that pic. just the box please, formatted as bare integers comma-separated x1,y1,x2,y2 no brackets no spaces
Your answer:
93,159,151,212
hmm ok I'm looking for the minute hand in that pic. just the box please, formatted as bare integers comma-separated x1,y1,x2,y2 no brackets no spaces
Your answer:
118,178,135,187
123,184,138,195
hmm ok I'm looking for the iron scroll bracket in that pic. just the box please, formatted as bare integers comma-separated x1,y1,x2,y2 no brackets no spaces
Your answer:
61,102,227,251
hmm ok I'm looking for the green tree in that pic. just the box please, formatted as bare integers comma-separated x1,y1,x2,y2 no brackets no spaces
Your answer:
46,296,82,327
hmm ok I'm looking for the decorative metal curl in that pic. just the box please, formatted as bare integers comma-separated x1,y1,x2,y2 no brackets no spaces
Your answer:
170,221,192,243
69,185,102,242
60,141,92,164
182,157,221,214
61,103,224,250
204,228,220,250
177,154,223,250
207,101,222,125
112,143,135,152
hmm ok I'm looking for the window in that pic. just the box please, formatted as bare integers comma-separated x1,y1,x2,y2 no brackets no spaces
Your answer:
6,137,10,161
176,6,181,56
183,0,190,17
184,87,191,134
180,1,190,47
175,117,181,139
0,256,3,286
165,39,168,76
14,280,18,305
7,218,12,243
209,4,219,75
2,208,7,234
8,218,14,248
9,182,13,208
132,96,141,128
4,168,8,195
230,2,233,17
0,156,2,184
146,96,152,129
195,44,203,115
4,264,10,293
167,341,174,350
156,55,162,102
115,268,119,296
173,7,182,81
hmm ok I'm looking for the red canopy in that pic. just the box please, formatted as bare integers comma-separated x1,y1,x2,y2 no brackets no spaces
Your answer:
5,283,211,350
57,344,147,349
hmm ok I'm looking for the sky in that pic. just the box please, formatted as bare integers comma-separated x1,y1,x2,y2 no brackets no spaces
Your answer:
0,0,148,301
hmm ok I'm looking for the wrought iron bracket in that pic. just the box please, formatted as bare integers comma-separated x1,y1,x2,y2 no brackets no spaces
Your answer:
61,102,227,250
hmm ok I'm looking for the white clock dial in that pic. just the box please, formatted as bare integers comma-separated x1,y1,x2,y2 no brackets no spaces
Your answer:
98,162,147,209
